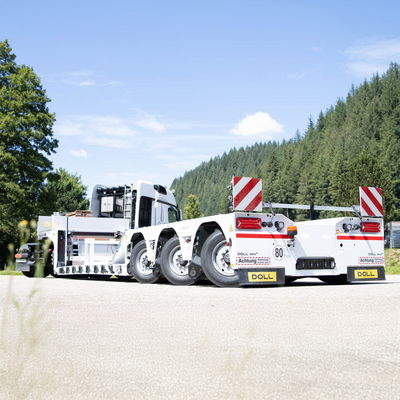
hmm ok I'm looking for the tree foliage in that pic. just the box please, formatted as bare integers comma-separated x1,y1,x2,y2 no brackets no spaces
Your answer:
38,168,89,214
0,40,57,263
183,194,202,220
172,64,400,221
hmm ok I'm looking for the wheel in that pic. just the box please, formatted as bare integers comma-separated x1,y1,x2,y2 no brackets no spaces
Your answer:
200,231,239,287
129,240,160,284
22,264,51,278
319,275,348,285
22,270,35,278
285,276,297,284
160,237,198,285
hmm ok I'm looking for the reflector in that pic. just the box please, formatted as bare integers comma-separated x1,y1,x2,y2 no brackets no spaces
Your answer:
361,222,380,233
236,217,262,230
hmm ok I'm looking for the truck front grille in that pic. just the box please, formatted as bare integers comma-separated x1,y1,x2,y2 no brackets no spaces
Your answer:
296,257,335,270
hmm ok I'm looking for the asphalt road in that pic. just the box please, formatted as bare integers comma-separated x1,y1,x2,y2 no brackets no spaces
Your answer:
0,275,399,400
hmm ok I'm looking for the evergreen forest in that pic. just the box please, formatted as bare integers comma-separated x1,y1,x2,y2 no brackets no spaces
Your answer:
172,64,400,222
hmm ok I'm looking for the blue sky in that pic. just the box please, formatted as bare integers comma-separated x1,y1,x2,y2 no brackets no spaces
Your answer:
2,0,400,194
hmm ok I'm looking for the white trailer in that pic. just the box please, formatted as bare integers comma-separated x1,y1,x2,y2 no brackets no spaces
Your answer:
16,177,385,287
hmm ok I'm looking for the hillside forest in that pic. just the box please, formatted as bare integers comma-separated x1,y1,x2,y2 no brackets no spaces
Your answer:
172,64,400,222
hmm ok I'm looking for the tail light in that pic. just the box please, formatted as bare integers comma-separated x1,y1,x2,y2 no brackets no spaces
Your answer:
236,217,262,230
287,225,298,238
361,222,380,233
15,253,22,259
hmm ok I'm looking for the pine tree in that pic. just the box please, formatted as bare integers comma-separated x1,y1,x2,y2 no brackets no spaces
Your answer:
183,194,202,220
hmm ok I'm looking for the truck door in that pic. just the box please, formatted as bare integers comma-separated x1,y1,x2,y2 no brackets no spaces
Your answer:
135,181,156,228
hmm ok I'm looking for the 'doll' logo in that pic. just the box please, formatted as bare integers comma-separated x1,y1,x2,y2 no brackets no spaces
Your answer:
355,269,378,279
248,271,277,282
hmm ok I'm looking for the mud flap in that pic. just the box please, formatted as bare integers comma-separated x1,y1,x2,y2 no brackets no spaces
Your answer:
347,266,385,282
238,268,285,286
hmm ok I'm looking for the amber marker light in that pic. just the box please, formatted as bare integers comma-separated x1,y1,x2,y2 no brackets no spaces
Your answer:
287,225,298,238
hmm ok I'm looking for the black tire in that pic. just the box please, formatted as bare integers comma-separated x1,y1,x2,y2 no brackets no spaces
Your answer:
160,237,198,286
200,231,239,287
22,264,51,278
130,240,160,284
22,270,35,278
319,275,348,285
285,277,297,284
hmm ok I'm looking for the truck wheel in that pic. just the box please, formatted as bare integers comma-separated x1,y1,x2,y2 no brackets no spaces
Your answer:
130,240,160,284
22,265,50,278
201,231,239,287
160,237,197,285
319,275,348,285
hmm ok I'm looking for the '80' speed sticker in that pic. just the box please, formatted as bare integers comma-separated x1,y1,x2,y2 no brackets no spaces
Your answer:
273,245,285,260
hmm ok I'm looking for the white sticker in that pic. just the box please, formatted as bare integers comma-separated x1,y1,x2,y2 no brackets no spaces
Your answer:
273,245,284,260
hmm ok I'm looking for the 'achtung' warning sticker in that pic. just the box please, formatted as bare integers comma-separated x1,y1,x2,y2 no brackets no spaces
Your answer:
358,256,384,265
236,257,271,266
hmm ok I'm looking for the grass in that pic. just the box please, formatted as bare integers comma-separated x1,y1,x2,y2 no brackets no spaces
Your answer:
0,269,22,276
384,249,400,274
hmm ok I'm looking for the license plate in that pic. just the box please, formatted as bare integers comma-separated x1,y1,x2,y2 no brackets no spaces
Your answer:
16,259,27,263
353,269,378,279
247,271,277,282
238,268,285,286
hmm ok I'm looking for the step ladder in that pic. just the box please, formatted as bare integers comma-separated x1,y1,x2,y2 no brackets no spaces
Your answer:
123,185,132,220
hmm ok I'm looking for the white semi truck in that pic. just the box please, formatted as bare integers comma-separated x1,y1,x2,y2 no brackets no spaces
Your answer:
15,177,386,287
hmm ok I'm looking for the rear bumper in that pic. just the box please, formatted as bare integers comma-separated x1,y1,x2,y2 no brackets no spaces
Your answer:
347,266,385,282
238,268,285,286
15,259,34,272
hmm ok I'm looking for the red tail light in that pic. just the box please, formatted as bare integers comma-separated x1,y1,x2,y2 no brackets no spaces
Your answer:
361,222,380,233
236,217,262,230
15,253,22,259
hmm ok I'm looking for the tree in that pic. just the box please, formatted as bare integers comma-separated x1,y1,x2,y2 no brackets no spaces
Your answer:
38,168,89,214
0,40,57,265
183,194,202,220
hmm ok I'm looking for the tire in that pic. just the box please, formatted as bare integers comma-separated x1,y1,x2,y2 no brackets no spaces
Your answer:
129,240,160,284
200,231,239,287
22,270,35,278
285,277,297,284
22,264,51,278
160,237,198,286
319,275,348,285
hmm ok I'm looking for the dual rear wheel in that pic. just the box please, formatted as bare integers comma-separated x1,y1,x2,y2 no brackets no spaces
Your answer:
129,231,239,287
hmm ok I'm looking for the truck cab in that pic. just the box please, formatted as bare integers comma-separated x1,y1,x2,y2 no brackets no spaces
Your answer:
16,181,180,277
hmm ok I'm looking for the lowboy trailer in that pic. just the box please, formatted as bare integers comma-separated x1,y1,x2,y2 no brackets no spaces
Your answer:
16,177,385,287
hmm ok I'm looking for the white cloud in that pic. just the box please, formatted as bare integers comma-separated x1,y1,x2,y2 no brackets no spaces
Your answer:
55,115,139,138
48,70,122,87
55,115,140,150
345,38,400,77
230,112,283,138
133,111,166,132
69,149,88,158
82,136,130,149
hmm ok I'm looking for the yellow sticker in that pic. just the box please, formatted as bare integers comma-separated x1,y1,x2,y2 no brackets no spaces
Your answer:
354,269,378,279
247,271,277,282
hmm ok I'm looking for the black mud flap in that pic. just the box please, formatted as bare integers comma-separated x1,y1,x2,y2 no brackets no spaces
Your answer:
238,268,285,286
347,266,385,282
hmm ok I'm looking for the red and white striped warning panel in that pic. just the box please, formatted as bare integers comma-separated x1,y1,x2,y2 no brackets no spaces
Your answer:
359,186,383,217
233,176,263,212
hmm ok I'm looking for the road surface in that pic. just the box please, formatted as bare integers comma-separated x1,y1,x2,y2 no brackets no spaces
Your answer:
0,275,399,399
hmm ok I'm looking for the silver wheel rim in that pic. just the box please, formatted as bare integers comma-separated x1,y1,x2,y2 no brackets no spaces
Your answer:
211,241,234,276
136,248,152,276
168,244,188,276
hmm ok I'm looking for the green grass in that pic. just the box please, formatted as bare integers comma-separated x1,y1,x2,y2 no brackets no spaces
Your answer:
384,249,400,274
0,269,22,275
